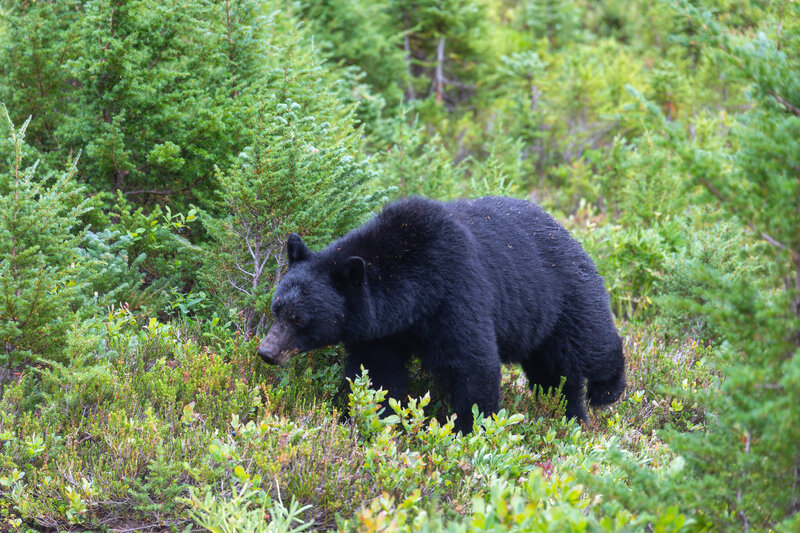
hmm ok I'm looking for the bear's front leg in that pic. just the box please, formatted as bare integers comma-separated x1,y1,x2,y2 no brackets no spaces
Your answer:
344,339,411,405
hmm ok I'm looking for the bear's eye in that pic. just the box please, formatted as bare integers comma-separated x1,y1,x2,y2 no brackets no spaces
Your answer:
290,314,304,327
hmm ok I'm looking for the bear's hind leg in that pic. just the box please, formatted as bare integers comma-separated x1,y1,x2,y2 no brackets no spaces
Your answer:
520,356,562,395
561,377,588,422
521,356,587,423
586,334,626,407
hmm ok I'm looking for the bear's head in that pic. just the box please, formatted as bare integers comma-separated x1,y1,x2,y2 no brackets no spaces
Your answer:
257,233,367,365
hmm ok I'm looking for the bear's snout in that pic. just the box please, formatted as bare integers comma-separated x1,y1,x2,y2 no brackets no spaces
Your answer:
257,346,278,364
258,321,297,365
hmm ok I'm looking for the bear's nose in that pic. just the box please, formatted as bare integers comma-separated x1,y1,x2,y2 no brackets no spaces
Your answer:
257,347,278,364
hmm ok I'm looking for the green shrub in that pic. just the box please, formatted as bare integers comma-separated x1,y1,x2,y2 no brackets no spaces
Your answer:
187,476,313,533
581,217,685,321
100,193,200,315
372,112,464,200
0,309,710,530
656,216,774,343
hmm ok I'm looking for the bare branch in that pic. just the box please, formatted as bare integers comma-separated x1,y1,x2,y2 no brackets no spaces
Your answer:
258,246,274,275
274,246,287,285
441,76,474,90
698,176,800,261
226,274,252,297
123,188,176,196
751,224,800,262
696,173,731,202
758,229,787,250
233,262,255,278
244,226,258,265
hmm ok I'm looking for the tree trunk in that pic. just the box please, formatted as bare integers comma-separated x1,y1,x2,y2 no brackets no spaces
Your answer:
225,0,238,98
403,10,416,101
435,36,445,105
530,79,539,111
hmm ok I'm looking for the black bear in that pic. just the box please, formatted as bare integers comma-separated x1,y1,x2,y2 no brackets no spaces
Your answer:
258,196,625,433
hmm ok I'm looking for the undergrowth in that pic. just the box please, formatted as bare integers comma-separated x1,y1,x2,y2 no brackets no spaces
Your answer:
0,315,708,531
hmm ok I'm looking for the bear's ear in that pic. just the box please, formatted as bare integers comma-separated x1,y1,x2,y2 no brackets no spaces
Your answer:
287,233,311,266
336,256,366,289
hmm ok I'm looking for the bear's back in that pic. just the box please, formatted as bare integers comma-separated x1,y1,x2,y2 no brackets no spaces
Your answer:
445,196,612,361
446,196,599,289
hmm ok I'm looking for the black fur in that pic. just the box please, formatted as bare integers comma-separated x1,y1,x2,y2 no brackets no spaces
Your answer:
259,197,626,433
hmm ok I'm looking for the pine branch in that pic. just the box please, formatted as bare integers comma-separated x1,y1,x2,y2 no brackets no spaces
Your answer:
697,176,799,261
768,91,800,118
19,264,46,330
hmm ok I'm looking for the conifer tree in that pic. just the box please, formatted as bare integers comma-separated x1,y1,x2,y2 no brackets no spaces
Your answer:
0,106,89,365
199,33,385,336
515,0,582,49
373,113,463,199
0,0,269,203
299,0,406,109
618,2,800,527
0,1,82,157
671,4,800,527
